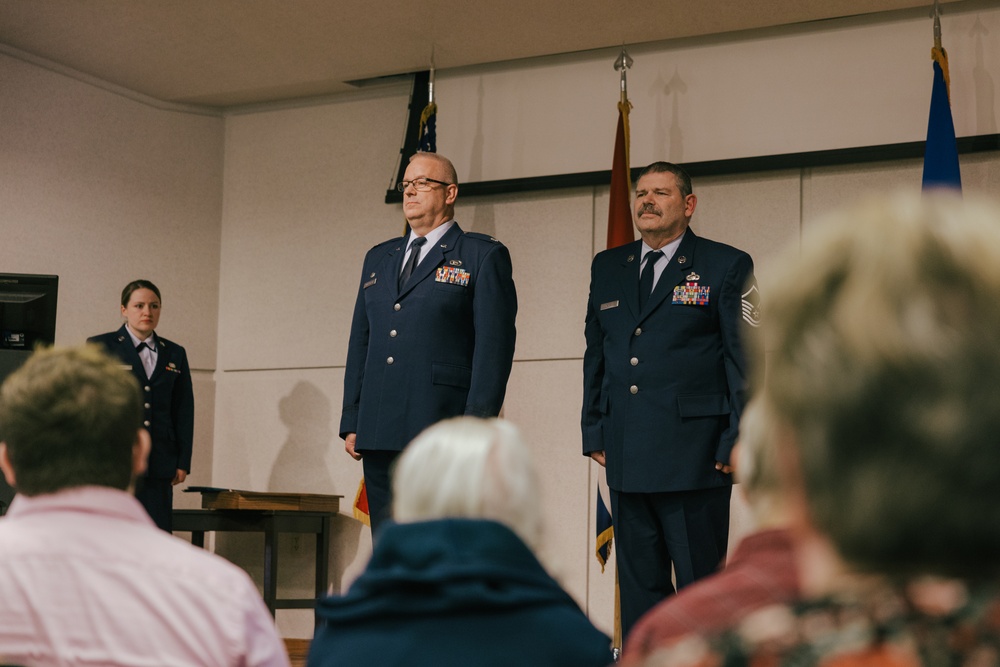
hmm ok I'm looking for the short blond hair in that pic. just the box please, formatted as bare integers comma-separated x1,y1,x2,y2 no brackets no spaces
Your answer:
392,417,541,550
762,193,1000,578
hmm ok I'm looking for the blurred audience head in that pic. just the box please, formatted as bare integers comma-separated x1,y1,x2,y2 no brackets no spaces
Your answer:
393,416,542,550
761,192,1000,580
0,345,147,496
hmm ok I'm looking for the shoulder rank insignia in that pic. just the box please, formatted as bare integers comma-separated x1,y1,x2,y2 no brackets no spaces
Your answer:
742,284,762,327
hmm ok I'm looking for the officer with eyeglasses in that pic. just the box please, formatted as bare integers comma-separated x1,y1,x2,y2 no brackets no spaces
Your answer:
340,152,518,536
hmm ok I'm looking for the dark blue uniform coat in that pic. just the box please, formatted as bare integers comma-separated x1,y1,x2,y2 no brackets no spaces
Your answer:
582,229,762,636
340,222,517,452
582,230,760,493
89,325,194,479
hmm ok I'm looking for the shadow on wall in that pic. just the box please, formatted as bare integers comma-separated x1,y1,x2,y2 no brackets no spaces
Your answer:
263,381,364,597
268,381,335,494
213,381,365,624
649,66,687,164
971,17,997,135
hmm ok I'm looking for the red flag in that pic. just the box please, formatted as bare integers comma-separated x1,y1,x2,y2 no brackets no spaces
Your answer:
353,478,370,526
607,100,634,250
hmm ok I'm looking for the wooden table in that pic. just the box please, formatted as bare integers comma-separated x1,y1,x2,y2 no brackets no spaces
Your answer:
173,489,342,617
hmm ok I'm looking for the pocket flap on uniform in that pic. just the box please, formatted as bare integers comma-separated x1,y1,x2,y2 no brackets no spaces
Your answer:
677,393,730,418
432,363,472,389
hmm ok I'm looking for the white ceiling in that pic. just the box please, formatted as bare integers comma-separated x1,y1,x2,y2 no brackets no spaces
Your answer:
0,0,966,108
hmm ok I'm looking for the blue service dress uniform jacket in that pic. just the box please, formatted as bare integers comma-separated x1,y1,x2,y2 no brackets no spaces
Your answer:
88,325,195,479
581,230,762,493
340,222,517,452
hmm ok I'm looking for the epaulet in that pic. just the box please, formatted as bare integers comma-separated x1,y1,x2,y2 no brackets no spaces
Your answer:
464,231,503,245
371,237,404,251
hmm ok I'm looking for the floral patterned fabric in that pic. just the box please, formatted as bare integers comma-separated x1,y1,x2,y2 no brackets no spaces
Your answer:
641,579,1000,667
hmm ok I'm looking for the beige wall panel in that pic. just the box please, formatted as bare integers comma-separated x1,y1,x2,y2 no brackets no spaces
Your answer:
804,153,1000,246
0,53,223,367
502,359,592,612
217,88,410,371
454,188,594,362
693,171,802,272
958,150,1000,195
209,367,371,639
437,5,998,181
801,159,924,227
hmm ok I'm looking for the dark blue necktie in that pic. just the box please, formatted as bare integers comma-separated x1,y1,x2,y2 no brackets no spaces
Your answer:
399,236,427,289
639,250,663,310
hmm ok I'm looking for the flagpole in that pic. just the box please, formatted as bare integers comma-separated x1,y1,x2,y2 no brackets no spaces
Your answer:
609,48,634,658
932,0,942,50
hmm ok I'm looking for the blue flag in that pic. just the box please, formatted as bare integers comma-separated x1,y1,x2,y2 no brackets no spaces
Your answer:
922,48,961,191
418,102,437,153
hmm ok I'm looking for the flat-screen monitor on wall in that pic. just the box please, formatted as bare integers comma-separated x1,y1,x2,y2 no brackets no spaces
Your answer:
0,273,58,350
0,273,58,514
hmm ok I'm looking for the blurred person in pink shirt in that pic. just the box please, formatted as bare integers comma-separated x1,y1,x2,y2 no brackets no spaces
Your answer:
0,345,289,667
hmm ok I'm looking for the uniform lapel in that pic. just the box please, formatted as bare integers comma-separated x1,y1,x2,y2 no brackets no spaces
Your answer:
149,336,169,381
617,241,643,320
398,223,463,299
115,325,147,382
378,238,406,302
640,230,699,319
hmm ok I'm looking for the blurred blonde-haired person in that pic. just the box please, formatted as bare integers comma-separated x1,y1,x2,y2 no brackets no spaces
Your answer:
645,193,1000,667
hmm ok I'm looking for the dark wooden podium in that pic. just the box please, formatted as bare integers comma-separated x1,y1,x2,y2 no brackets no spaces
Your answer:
173,489,342,616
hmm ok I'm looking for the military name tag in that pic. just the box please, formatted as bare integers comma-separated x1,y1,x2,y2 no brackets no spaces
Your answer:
363,278,377,289
673,282,710,306
435,266,470,286
600,300,620,311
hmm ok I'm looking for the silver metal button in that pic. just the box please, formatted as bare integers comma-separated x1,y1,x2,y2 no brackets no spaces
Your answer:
634,327,642,336
390,330,397,337
394,303,401,311
387,357,394,365
630,357,639,366
629,385,638,395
